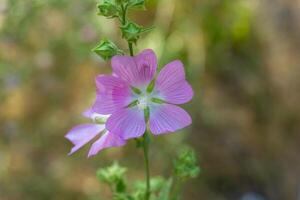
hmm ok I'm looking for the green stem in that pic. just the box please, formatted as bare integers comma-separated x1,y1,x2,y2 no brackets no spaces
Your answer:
121,4,134,57
143,132,150,200
171,177,182,200
128,42,134,56
120,4,149,198
121,4,127,25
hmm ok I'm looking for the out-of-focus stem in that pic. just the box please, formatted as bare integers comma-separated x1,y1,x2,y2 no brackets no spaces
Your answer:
143,132,150,200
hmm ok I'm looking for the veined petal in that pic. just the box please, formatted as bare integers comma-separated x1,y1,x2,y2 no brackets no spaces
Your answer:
149,104,192,135
155,60,193,104
92,75,132,114
134,49,157,85
111,49,157,87
65,124,105,155
106,107,146,140
88,131,126,157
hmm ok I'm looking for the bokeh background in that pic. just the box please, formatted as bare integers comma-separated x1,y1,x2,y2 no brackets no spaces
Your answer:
1,0,300,199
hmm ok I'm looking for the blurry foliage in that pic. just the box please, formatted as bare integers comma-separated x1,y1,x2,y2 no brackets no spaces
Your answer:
1,0,300,200
96,148,199,200
173,148,200,181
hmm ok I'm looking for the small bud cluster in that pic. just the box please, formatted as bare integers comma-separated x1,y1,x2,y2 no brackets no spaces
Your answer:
93,0,152,60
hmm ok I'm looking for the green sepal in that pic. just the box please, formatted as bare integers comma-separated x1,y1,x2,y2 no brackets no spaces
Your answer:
146,79,155,93
151,97,165,104
92,39,123,60
126,100,139,108
131,86,142,95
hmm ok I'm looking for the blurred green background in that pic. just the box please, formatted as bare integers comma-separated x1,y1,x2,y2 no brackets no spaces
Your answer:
1,0,300,199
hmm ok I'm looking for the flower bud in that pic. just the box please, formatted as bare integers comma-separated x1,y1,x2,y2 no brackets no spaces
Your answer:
121,22,154,43
92,39,123,60
120,22,142,43
97,0,119,18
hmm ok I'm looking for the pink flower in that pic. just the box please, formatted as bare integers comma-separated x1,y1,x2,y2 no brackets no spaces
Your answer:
92,49,193,140
65,108,126,157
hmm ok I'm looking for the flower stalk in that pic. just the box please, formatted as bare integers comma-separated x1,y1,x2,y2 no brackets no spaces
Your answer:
143,132,150,200
128,42,134,56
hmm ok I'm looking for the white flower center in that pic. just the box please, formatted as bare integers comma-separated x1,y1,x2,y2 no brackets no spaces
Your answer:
137,96,149,110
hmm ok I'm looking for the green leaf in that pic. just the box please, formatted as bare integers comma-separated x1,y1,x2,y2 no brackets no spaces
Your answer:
157,178,173,200
132,177,166,200
127,0,145,9
113,193,135,200
116,180,127,193
96,162,127,186
173,148,200,181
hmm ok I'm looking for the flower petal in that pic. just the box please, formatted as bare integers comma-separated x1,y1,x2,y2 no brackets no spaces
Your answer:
134,49,157,85
155,60,193,104
65,124,105,155
88,131,126,157
111,49,157,87
92,75,132,114
106,107,146,140
82,107,111,122
82,107,94,118
149,104,192,135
